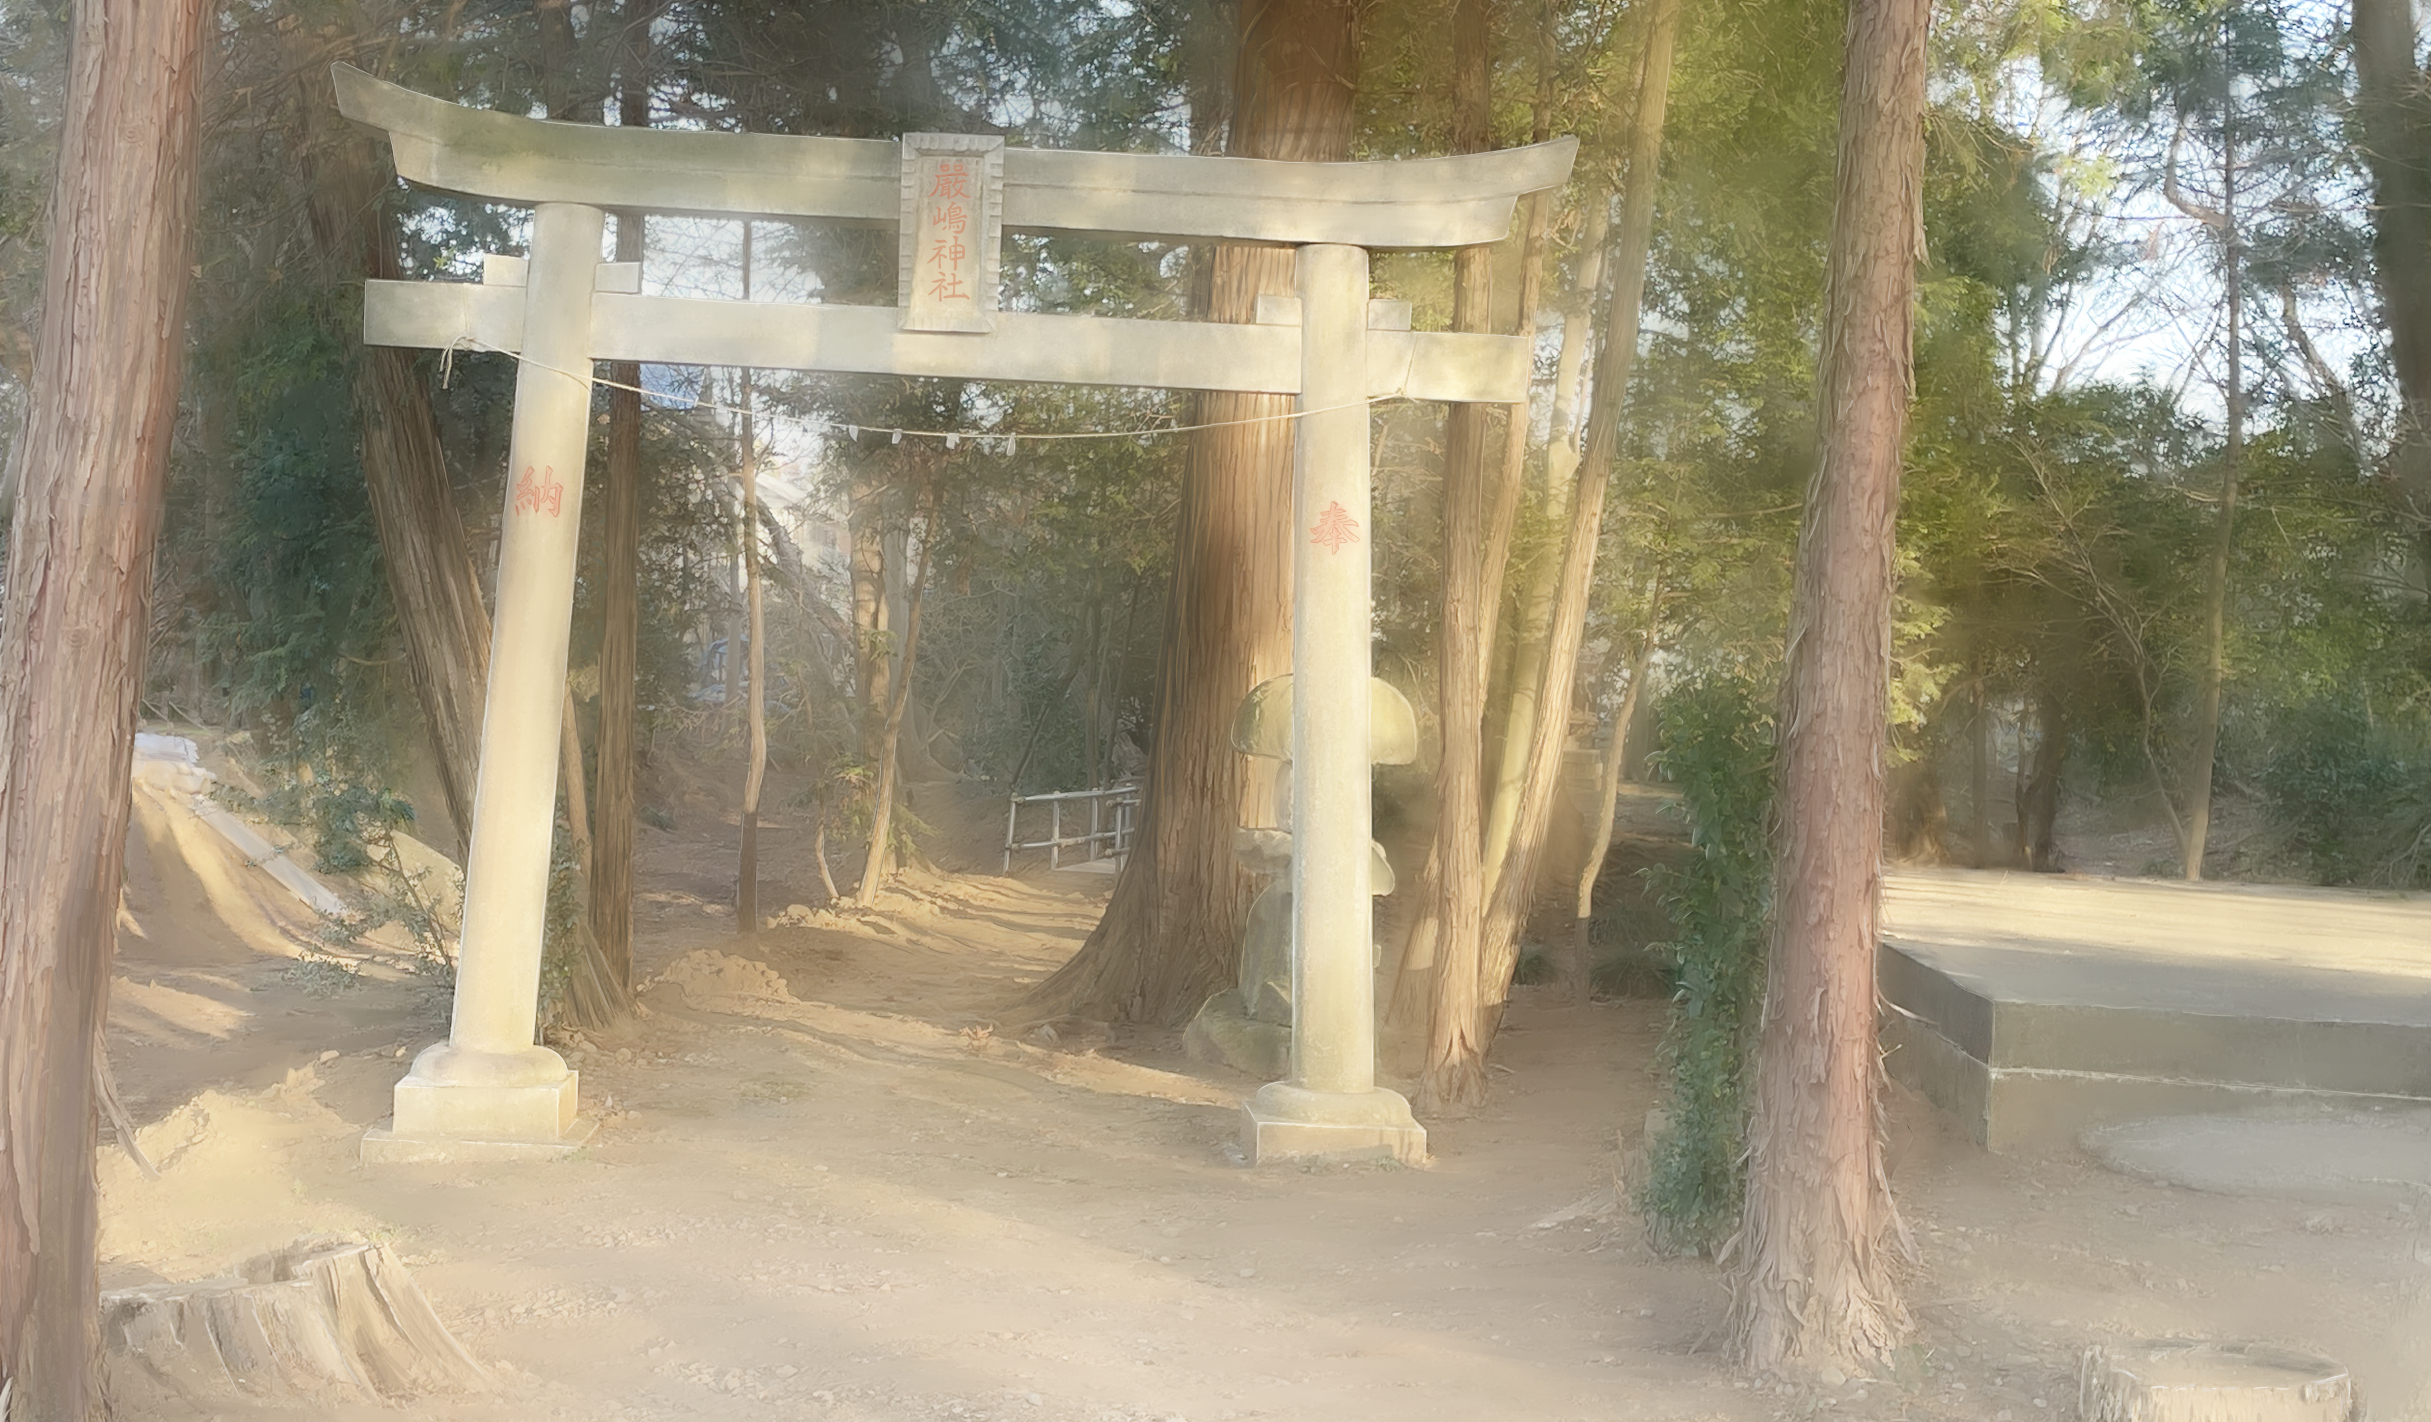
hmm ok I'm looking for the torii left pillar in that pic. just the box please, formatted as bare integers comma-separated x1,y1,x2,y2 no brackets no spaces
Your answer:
363,202,606,1162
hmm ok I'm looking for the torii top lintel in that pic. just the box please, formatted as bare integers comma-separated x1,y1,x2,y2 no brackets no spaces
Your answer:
332,65,1576,250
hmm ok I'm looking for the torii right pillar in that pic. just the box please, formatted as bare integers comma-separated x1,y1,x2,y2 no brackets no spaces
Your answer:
1241,243,1428,1167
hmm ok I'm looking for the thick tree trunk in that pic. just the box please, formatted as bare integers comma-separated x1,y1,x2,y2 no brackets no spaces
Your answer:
0,0,209,1411
1475,20,1586,918
1417,0,1501,1115
1482,0,1563,663
1439,0,1680,1105
1394,188,1602,1035
1729,0,1927,1375
850,465,891,761
358,341,494,851
592,4,654,991
2179,100,2240,882
2014,692,2063,872
1968,672,1993,866
857,503,933,906
594,342,641,976
738,232,769,933
554,694,627,1029
562,692,594,891
2353,0,2431,531
1017,0,1355,1028
1382,2,1560,1048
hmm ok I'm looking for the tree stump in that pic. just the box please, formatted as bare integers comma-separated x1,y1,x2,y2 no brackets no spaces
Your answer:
101,1237,490,1409
2080,1340,2353,1422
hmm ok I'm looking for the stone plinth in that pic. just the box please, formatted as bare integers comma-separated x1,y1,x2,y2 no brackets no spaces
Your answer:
1243,1081,1425,1167
361,1041,594,1163
361,1120,596,1164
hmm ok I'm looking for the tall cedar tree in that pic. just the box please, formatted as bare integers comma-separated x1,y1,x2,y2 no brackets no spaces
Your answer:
533,0,633,1027
298,28,495,855
1730,0,1927,1373
1417,0,1502,1114
2353,0,2431,537
0,0,210,1411
1021,0,1358,1027
2170,11,2244,880
1423,0,1681,1103
593,0,658,988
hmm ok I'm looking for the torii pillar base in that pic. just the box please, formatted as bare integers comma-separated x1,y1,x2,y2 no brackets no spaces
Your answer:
360,1043,594,1163
1241,1082,1426,1167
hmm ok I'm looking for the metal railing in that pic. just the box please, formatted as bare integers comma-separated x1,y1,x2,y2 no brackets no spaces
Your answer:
1003,782,1141,872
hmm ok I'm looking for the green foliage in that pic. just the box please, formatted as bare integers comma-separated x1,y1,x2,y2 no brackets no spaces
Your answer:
221,761,459,976
2258,699,2431,887
222,760,415,876
1638,671,1775,1257
888,383,1180,796
303,780,418,876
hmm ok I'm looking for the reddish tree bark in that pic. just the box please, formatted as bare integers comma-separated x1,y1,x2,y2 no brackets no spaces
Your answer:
1020,0,1357,1027
1730,0,1928,1375
298,48,496,853
1425,0,1681,1103
857,484,935,906
1417,0,1502,1114
2353,0,2431,531
592,0,656,989
0,0,210,1412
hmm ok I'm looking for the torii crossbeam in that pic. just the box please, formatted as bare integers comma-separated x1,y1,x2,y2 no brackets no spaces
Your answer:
337,66,1574,1167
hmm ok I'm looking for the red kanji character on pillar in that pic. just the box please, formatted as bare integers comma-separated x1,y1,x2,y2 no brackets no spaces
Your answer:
513,464,564,518
1310,500,1361,553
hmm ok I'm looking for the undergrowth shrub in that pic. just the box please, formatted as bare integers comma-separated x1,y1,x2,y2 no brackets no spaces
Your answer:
1638,670,1774,1256
2258,698,2431,888
1512,943,1558,986
219,760,460,978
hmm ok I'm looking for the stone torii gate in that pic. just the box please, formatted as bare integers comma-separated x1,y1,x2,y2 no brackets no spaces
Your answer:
335,66,1574,1167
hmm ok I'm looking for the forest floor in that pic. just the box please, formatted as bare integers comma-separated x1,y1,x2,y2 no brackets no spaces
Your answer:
95,762,2431,1422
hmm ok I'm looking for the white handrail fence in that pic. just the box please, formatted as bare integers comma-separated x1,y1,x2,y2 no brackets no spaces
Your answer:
1002,782,1141,872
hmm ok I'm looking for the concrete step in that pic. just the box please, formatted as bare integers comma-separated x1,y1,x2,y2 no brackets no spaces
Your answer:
1875,869,2431,1152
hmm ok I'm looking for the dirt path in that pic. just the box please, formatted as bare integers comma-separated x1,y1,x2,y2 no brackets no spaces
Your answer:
97,804,2431,1421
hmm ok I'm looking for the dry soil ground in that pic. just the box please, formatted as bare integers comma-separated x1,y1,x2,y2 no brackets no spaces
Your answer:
95,774,2431,1422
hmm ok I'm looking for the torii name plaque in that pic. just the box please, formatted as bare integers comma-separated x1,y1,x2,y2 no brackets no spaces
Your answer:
335,65,1574,1167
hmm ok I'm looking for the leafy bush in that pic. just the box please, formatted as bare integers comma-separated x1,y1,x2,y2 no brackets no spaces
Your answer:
221,762,457,975
301,780,417,875
2258,698,2431,888
1638,670,1775,1256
